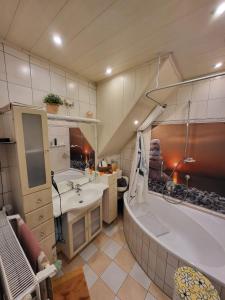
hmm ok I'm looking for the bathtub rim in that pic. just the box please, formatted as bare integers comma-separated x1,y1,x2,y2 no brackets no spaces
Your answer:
124,190,225,287
148,190,225,221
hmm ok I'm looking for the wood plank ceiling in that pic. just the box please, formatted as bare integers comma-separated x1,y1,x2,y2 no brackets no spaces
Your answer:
0,0,225,82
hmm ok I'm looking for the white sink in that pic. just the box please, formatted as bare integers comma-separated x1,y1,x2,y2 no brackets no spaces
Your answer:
63,188,102,212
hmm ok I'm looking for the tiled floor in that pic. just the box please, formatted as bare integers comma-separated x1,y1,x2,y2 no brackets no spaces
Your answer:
60,217,171,300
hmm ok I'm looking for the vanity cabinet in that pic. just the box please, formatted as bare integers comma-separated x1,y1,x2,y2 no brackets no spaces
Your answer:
61,200,102,259
97,172,118,224
2,104,55,263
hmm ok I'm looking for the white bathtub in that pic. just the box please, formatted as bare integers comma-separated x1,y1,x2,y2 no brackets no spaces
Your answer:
124,191,225,298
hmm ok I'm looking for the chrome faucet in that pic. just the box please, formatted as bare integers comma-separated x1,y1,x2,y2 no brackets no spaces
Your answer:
75,184,82,193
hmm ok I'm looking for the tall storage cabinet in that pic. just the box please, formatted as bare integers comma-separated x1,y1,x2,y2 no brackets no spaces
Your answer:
2,104,56,262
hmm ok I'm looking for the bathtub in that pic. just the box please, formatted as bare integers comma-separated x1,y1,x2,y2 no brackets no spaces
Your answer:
123,191,225,299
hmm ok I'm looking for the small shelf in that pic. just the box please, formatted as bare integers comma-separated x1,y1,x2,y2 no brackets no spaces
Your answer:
50,144,66,148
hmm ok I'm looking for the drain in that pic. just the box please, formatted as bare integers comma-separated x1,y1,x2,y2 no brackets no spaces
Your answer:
79,200,84,204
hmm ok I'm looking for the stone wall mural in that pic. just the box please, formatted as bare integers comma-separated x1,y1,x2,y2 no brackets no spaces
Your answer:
148,123,225,214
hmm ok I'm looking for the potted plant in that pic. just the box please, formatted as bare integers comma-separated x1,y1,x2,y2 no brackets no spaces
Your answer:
43,93,63,114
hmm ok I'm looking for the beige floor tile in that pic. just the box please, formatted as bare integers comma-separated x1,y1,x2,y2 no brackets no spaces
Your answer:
93,232,110,249
89,251,112,275
90,278,115,300
112,229,126,245
62,254,84,273
114,248,135,273
148,283,170,300
118,275,147,300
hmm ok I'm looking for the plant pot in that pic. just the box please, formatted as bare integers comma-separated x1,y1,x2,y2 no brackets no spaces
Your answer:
46,103,59,114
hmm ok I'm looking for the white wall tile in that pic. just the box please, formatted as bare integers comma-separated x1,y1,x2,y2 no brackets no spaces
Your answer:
89,88,96,105
0,81,9,107
31,64,50,92
0,51,6,81
190,101,208,119
50,65,65,77
5,54,31,87
32,89,47,107
177,84,192,103
192,80,210,102
209,76,225,99
79,84,89,103
51,72,66,97
30,55,49,69
8,83,32,105
4,45,29,61
80,101,90,117
66,79,78,100
208,99,225,119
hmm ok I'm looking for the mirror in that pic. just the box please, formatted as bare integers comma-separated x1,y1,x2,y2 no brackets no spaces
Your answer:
69,128,95,171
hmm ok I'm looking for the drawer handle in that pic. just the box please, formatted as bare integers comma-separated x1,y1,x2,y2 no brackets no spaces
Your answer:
36,198,42,204
39,215,44,221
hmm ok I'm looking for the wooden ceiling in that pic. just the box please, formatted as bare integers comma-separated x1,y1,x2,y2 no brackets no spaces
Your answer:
1,0,225,82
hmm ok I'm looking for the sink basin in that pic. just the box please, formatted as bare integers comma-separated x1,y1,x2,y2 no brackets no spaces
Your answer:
64,188,102,211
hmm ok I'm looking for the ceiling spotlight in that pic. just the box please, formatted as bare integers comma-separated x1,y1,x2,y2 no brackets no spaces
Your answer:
105,67,112,75
214,62,223,69
214,2,225,17
53,34,62,46
134,120,139,125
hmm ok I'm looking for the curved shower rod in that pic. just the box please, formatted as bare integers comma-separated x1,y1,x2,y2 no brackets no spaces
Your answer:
145,70,225,107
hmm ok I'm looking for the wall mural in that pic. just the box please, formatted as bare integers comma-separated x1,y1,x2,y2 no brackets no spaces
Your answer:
69,128,95,171
148,122,225,214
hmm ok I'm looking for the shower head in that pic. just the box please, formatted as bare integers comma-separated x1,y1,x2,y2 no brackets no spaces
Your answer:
184,157,196,163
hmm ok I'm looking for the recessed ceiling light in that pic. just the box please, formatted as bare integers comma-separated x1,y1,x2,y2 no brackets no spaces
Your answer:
214,2,225,17
214,62,223,69
134,120,139,125
53,34,62,46
105,67,112,75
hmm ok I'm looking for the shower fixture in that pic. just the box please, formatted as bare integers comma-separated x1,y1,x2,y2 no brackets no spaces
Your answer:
184,100,196,164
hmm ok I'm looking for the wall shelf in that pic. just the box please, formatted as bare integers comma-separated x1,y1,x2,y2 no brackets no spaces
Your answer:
50,144,66,148
0,141,16,144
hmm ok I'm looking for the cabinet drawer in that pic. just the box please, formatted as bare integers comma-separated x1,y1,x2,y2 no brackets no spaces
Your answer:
39,233,56,263
25,203,53,229
32,218,54,242
23,189,51,213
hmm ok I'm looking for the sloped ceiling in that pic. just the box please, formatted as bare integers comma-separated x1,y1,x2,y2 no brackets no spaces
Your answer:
0,0,225,81
98,56,181,156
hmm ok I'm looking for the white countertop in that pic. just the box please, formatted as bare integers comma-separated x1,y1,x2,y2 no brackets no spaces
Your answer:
53,182,108,217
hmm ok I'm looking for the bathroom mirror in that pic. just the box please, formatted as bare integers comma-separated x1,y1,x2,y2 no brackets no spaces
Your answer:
69,127,95,171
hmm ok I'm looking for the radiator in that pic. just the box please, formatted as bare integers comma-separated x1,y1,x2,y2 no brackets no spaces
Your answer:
0,211,40,300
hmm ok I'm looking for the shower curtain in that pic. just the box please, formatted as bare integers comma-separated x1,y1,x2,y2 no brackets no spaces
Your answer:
128,105,165,204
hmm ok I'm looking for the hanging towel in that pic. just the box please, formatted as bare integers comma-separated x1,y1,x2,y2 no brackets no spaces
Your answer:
128,132,147,204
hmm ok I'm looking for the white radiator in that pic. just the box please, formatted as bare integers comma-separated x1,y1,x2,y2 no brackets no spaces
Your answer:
0,211,56,300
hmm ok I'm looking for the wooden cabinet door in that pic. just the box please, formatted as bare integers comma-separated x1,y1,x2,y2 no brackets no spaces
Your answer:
13,106,51,195
69,214,89,257
88,202,102,240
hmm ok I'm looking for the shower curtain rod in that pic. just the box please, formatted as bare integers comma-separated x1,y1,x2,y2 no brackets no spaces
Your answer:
145,70,225,101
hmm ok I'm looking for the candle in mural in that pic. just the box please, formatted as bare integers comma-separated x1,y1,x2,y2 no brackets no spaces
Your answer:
173,171,178,184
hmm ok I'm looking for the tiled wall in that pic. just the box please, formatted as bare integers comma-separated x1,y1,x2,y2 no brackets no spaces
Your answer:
0,43,96,117
120,138,136,177
120,75,225,177
0,42,97,207
124,203,225,299
157,76,225,123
